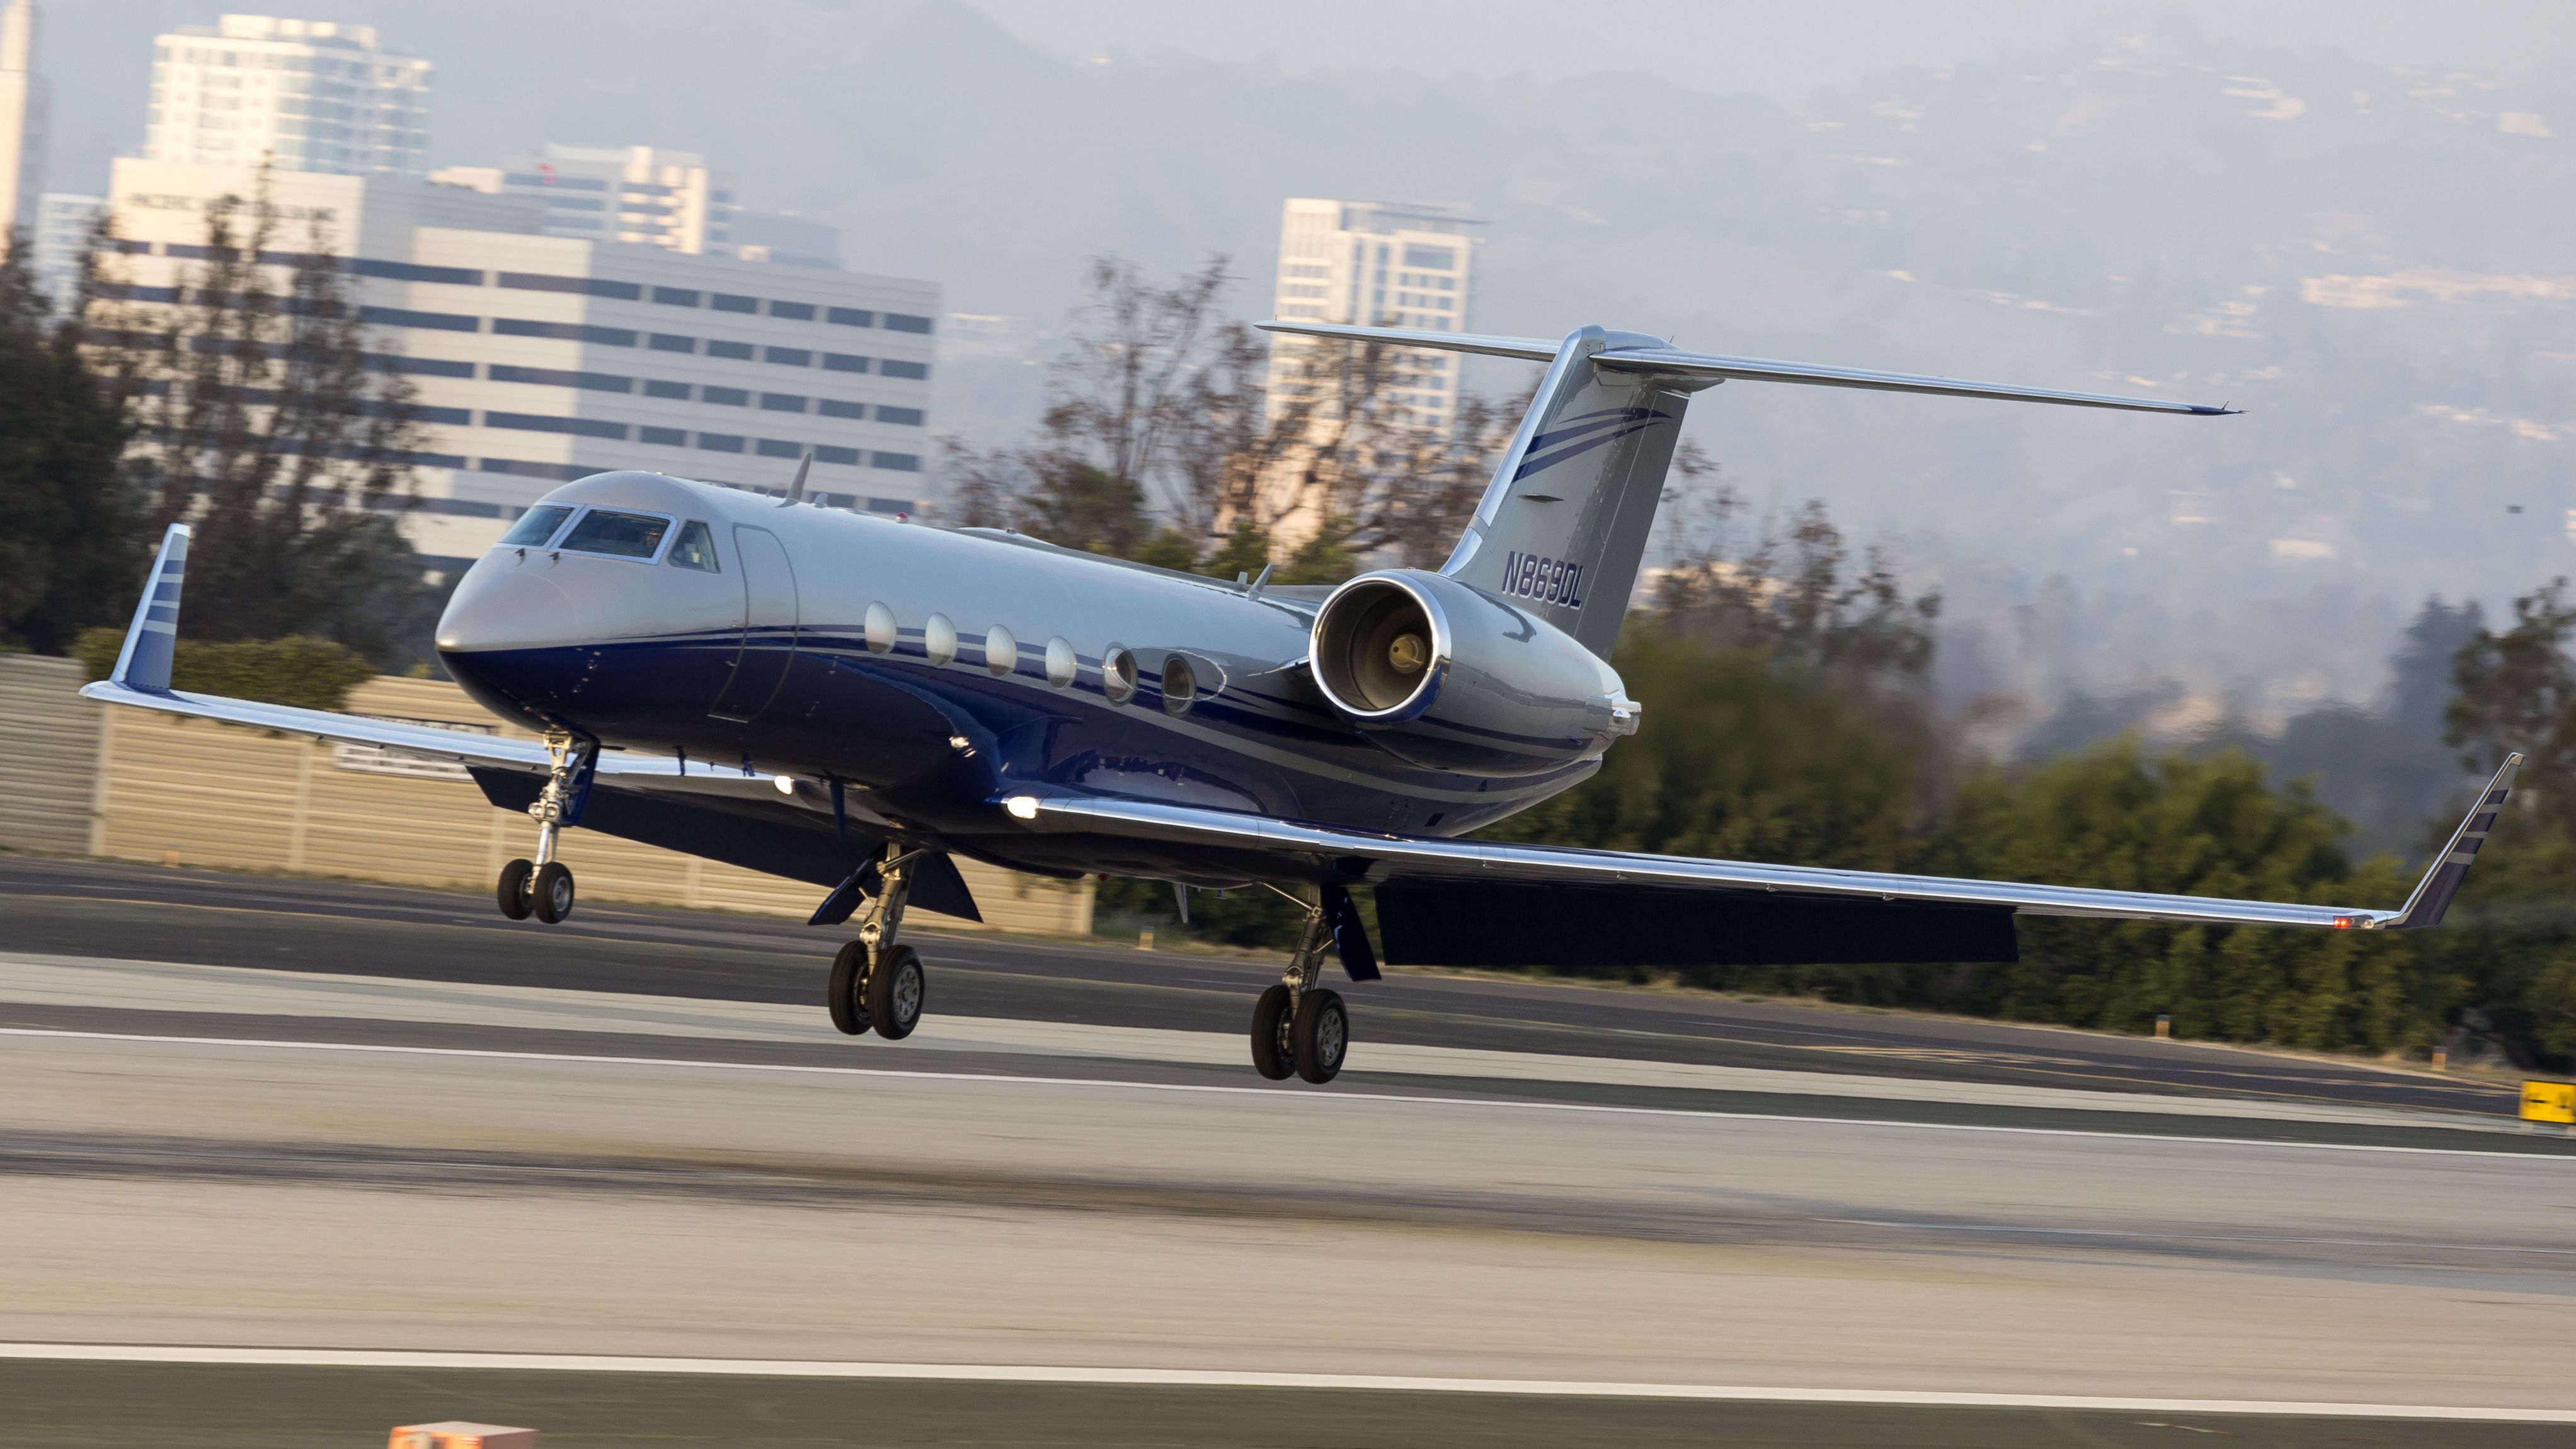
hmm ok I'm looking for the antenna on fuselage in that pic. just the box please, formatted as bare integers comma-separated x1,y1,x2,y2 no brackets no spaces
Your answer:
779,450,813,507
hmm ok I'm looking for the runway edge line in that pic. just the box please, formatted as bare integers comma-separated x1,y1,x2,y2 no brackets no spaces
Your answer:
0,1345,2570,1421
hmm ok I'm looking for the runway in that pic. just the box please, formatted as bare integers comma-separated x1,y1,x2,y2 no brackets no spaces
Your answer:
2,858,2568,1445
0,855,2517,1114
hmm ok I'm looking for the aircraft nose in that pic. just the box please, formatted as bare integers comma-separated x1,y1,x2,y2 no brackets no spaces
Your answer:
434,560,582,653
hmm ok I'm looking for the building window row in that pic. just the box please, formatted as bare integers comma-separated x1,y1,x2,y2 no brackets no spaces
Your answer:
355,310,930,379
468,366,924,423
122,241,934,333
449,468,915,516
469,411,920,471
111,288,932,376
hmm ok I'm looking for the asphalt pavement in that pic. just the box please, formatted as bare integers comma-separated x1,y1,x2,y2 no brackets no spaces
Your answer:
7,852,2571,1439
0,853,2516,1116
4,1361,2562,1449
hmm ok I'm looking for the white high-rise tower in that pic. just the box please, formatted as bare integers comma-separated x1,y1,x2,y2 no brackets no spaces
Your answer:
0,0,49,249
468,144,738,256
145,15,430,178
1266,198,1479,435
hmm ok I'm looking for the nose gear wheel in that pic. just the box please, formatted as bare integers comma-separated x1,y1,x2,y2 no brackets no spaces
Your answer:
493,733,593,925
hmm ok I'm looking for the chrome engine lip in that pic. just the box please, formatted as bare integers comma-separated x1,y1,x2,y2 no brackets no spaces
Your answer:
1310,571,1451,726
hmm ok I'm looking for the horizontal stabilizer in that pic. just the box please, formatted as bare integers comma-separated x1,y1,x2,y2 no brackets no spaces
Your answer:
1257,319,2239,415
1256,321,1564,363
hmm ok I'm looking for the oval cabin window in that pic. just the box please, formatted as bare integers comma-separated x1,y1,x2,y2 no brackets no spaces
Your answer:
1101,646,1137,705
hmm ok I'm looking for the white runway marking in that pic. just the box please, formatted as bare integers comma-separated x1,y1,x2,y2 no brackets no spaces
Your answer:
1824,1217,2576,1255
4,1025,2565,1162
0,1343,2568,1421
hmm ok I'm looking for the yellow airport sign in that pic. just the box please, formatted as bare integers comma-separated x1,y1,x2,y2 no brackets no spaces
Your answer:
2521,1080,2576,1125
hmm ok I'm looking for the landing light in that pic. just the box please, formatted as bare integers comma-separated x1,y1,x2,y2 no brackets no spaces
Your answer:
774,774,796,796
1004,795,1039,820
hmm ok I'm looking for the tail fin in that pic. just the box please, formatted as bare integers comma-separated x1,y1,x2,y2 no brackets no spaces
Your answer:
1440,326,1693,658
1256,319,2236,662
110,524,192,694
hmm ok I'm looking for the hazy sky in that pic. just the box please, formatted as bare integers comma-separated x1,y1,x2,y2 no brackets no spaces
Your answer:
964,0,2576,98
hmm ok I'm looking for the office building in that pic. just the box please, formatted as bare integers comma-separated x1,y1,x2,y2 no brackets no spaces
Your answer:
732,209,840,269
0,0,47,248
28,190,100,310
432,144,736,256
105,160,941,571
1266,198,1479,434
145,15,430,178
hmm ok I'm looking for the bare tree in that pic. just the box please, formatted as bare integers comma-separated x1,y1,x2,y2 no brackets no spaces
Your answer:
946,255,1530,580
1652,441,1941,678
86,178,435,663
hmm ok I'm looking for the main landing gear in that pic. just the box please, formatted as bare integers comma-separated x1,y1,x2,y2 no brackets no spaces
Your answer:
1251,898,1349,1085
827,844,930,1040
496,733,593,925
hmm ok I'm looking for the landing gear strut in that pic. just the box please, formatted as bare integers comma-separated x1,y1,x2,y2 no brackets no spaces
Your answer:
826,844,930,1040
496,732,593,925
1251,898,1348,1084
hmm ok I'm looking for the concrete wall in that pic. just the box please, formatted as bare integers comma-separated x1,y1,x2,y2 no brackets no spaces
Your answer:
0,655,102,854
1,660,1092,934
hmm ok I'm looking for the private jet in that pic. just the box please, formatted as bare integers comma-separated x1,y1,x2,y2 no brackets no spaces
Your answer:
84,321,2519,1084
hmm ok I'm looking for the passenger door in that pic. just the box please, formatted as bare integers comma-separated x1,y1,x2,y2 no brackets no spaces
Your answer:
708,525,800,723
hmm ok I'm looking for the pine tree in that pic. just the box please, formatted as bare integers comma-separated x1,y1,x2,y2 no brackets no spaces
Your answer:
0,222,142,655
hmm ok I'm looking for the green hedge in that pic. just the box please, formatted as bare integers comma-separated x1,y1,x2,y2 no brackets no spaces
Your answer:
72,626,377,711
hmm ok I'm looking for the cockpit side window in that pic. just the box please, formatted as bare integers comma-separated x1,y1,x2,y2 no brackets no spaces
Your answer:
498,504,574,547
558,508,672,560
667,520,721,573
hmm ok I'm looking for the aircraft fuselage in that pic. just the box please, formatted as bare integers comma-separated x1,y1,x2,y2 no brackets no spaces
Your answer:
434,471,1603,884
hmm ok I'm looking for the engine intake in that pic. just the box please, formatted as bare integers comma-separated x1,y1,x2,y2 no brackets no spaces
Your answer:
1314,576,1445,720
1309,570,1639,776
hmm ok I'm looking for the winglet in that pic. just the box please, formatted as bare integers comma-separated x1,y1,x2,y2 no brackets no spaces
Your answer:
2384,752,2523,929
108,523,192,694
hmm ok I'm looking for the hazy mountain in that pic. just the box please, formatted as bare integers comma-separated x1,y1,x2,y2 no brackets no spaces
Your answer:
42,1,2576,734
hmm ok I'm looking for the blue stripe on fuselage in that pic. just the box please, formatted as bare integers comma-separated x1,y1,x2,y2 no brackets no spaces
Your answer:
440,629,1596,834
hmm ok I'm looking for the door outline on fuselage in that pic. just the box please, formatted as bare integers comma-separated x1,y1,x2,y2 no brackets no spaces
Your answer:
708,523,800,723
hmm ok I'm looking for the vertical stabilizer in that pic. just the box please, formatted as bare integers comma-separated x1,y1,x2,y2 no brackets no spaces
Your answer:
1440,327,1700,658
111,523,191,693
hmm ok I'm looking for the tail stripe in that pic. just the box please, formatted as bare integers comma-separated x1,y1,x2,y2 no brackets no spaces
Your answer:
1514,411,1674,483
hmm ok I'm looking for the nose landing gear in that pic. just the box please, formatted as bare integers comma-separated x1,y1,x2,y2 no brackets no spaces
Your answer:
826,845,930,1040
1251,898,1349,1084
495,733,593,924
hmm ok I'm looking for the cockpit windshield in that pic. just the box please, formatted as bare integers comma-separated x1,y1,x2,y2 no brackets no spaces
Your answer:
558,508,672,560
667,520,721,572
496,505,574,547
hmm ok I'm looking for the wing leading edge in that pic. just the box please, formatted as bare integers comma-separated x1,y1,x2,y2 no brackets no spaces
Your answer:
1019,750,2521,932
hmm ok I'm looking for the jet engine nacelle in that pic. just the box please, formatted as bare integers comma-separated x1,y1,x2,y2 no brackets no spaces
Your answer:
1308,569,1640,776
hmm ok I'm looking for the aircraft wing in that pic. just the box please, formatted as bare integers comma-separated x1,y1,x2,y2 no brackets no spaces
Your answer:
77,674,778,789
1018,752,2519,932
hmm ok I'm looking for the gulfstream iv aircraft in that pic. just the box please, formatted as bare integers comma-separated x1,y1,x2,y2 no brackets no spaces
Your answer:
86,322,2519,1084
